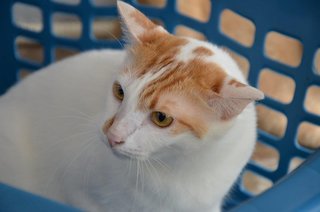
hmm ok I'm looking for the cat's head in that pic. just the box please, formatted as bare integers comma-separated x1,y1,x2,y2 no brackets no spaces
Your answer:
102,1,263,160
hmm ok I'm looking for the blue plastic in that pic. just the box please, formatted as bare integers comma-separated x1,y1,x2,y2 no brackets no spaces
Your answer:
0,0,320,211
231,150,320,212
0,183,80,212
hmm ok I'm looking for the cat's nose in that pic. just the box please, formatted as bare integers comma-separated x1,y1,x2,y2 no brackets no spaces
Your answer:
106,132,125,148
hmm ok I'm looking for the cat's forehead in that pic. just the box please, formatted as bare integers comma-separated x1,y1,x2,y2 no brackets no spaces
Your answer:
117,35,230,137
126,34,218,76
129,36,227,106
120,34,229,110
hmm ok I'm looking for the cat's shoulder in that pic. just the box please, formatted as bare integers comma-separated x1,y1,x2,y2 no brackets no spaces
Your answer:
69,49,126,62
45,49,126,72
1,49,126,100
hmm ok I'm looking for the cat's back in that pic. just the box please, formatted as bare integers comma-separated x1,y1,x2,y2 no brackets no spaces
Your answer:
0,49,125,188
1,49,125,100
0,49,125,117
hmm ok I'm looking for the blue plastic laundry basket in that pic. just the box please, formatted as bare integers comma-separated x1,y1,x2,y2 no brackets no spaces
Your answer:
1,0,320,211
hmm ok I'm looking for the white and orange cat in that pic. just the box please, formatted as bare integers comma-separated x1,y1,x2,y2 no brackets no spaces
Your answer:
0,2,263,212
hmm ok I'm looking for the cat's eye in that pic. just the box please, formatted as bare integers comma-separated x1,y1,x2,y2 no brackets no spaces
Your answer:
151,111,174,128
113,82,124,101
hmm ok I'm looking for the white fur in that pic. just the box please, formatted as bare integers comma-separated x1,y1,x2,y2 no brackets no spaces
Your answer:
0,46,257,212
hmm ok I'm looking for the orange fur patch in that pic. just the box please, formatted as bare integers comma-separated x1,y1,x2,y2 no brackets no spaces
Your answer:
140,59,226,108
139,57,227,137
153,94,211,138
193,46,214,57
128,33,188,77
103,116,115,135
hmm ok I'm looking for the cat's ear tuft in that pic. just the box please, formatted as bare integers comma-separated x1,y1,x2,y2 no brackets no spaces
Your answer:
209,77,264,120
117,1,168,43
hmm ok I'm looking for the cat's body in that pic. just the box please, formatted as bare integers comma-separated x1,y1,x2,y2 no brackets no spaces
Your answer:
0,2,263,212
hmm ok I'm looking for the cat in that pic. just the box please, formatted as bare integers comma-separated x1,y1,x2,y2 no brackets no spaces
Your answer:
0,1,264,212
16,0,320,196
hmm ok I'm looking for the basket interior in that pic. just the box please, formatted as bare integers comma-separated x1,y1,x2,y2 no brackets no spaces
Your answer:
1,0,320,210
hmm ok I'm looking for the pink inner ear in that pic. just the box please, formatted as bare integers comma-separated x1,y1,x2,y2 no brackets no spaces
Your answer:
209,96,255,120
220,77,264,100
209,77,264,120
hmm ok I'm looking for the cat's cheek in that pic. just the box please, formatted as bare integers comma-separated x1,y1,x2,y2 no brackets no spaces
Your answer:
105,96,121,117
115,135,150,159
170,121,189,136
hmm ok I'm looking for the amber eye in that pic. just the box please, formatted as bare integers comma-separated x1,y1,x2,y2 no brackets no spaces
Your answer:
113,82,124,101
151,111,174,128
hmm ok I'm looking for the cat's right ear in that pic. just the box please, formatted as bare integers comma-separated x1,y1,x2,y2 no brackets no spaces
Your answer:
208,77,264,120
117,1,168,43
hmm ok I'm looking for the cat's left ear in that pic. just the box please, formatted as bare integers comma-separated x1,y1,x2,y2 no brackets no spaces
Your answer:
209,77,264,120
117,1,168,43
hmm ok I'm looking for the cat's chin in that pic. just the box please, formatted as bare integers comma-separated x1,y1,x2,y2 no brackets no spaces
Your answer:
111,147,148,161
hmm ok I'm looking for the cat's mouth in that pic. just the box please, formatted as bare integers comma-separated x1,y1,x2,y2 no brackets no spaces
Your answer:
99,128,147,160
112,148,147,160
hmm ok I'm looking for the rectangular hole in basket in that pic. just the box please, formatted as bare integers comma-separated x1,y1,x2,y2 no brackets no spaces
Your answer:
177,0,211,23
264,31,303,67
12,2,43,32
251,141,279,171
137,0,167,8
93,17,122,40
222,47,250,79
242,171,273,195
314,49,320,75
55,46,79,61
15,36,44,64
304,85,320,116
91,0,116,6
18,69,33,80
51,0,80,5
219,9,255,47
258,68,295,104
174,25,206,41
288,157,305,173
256,105,287,138
297,122,320,150
52,12,82,39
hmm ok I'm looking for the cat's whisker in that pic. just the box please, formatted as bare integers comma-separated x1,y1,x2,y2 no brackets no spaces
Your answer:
144,139,172,174
54,115,97,124
44,137,96,196
140,160,146,193
135,160,139,192
58,138,98,195
40,130,99,155
141,159,153,189
54,114,102,132
127,157,134,178
31,117,96,139
133,159,142,206
105,30,124,49
151,157,171,172
82,142,101,196
44,106,95,124
145,159,162,193
48,104,94,119
151,135,180,154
